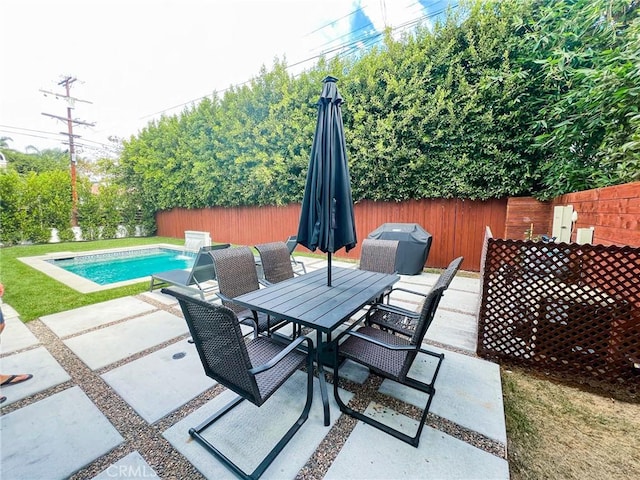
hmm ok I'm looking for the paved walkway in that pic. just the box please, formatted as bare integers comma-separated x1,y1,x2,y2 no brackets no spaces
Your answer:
0,257,509,479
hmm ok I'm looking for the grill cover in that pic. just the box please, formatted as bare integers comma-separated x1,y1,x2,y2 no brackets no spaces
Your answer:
367,223,432,275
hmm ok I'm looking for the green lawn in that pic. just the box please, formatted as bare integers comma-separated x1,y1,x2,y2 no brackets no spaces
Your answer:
0,237,184,321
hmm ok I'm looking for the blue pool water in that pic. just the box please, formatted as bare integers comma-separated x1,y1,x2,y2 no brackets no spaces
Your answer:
50,248,195,285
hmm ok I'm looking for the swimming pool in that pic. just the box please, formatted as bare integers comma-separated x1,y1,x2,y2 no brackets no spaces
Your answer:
18,244,197,293
49,248,195,285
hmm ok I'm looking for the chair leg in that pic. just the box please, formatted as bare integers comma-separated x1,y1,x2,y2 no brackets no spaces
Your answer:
333,349,444,447
189,356,314,480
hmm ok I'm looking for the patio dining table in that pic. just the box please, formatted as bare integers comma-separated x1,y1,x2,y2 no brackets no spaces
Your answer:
233,265,399,425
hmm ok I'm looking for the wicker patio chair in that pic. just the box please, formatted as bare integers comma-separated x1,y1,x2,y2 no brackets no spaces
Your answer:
358,238,399,274
161,288,313,480
285,235,307,274
256,241,304,338
256,241,298,284
149,244,230,299
366,256,463,337
333,285,447,447
332,259,461,447
358,238,399,303
211,246,287,337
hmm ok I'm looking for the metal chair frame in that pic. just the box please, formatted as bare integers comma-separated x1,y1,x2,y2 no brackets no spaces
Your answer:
285,235,307,274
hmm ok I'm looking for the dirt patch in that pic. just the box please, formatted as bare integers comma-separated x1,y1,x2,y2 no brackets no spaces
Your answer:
503,367,640,480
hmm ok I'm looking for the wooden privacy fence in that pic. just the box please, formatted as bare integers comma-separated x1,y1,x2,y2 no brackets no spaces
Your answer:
478,235,640,396
156,198,508,271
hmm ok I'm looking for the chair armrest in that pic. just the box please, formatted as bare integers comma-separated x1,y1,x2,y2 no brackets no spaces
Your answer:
341,330,415,352
216,292,260,334
249,336,313,375
388,286,427,299
259,279,273,287
336,310,369,341
216,292,233,303
369,303,420,319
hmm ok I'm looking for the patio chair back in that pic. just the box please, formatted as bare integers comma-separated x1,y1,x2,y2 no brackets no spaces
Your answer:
285,235,298,255
187,244,230,285
359,238,399,274
210,246,260,315
170,290,262,403
285,235,307,274
256,241,295,284
433,256,463,291
399,257,464,357
397,285,446,378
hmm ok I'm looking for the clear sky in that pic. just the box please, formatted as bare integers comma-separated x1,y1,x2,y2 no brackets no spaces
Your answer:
0,0,452,157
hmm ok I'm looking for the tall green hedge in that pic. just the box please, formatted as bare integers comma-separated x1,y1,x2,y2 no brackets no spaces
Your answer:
114,0,640,209
0,166,151,245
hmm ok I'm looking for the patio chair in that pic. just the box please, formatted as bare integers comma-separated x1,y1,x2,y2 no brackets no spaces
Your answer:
211,246,287,337
358,238,399,303
285,235,307,274
358,238,399,274
256,241,303,337
332,258,462,447
366,256,463,337
149,244,230,299
161,288,313,480
256,241,298,284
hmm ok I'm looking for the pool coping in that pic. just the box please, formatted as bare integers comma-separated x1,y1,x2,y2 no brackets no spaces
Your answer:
18,244,188,294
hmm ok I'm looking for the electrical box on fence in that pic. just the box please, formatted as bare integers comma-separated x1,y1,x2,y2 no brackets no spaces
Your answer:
552,205,574,243
576,227,595,245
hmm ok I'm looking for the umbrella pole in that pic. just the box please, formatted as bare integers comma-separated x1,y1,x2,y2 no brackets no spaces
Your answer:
327,253,332,287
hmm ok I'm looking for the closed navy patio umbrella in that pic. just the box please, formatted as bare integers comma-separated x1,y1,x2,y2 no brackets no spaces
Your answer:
297,76,357,286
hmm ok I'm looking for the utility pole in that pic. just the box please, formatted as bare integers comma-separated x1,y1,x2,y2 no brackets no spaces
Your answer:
41,76,94,227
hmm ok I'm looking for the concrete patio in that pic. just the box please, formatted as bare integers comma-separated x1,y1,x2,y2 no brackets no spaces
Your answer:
0,257,509,479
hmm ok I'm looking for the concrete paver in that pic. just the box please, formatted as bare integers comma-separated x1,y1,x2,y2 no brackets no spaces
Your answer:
0,346,71,406
0,386,123,480
42,297,157,337
379,345,507,443
63,310,188,370
427,309,478,352
0,310,39,354
91,452,159,479
101,339,215,423
325,403,509,480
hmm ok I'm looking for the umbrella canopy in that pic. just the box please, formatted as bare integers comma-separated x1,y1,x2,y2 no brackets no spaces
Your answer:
297,76,357,286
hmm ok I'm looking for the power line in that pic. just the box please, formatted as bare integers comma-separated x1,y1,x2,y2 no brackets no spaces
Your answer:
304,6,365,36
142,2,457,120
0,123,121,158
0,129,56,142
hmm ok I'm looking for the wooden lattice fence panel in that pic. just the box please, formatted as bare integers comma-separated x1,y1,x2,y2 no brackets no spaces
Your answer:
478,239,640,395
